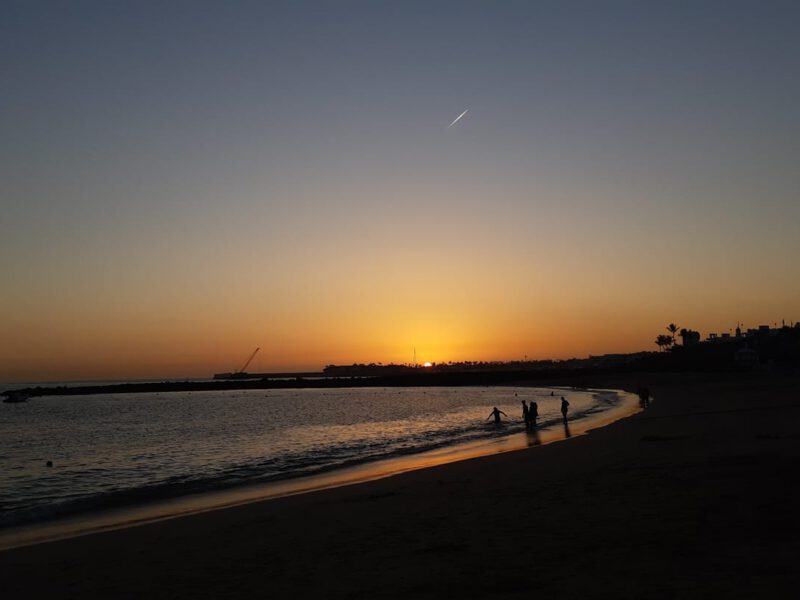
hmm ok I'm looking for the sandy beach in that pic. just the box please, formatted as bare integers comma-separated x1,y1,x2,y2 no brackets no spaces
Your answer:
2,371,799,598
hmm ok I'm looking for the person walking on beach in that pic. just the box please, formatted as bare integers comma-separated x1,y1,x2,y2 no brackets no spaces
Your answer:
638,386,651,408
488,406,507,424
529,400,539,429
560,396,569,423
521,400,529,428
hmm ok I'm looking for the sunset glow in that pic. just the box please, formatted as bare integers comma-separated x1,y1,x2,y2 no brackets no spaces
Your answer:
2,3,799,382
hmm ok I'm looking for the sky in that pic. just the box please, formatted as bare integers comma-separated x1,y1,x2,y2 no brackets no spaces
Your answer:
2,1,799,381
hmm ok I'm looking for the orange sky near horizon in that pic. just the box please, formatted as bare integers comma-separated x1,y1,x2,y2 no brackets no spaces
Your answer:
3,242,797,382
3,166,798,382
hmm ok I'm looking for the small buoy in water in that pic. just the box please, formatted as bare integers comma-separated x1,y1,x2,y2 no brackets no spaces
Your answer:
46,461,53,467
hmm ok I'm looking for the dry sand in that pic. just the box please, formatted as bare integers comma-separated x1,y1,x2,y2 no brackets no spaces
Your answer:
1,371,799,598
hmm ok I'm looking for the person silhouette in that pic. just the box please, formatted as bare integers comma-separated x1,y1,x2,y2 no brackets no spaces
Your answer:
638,386,650,408
488,406,507,424
529,400,539,429
521,400,529,428
560,396,569,423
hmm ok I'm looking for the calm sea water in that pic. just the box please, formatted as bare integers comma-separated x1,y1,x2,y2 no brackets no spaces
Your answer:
0,386,626,528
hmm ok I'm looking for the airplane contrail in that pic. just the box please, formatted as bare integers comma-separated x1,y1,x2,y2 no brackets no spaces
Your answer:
447,108,469,128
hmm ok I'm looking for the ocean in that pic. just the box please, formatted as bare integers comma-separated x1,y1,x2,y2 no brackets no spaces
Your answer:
0,385,636,536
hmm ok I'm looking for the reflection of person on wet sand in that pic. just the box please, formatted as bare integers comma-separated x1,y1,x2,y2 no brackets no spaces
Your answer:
527,427,542,446
562,420,571,438
487,407,508,424
560,397,569,423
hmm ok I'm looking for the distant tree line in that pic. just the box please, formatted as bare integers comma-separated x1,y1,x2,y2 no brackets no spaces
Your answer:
655,322,681,351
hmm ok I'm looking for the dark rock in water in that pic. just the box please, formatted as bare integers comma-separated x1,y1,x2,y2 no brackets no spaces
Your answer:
2,390,31,403
46,461,53,467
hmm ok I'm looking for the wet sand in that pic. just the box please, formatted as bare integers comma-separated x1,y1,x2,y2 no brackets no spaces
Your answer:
2,371,799,598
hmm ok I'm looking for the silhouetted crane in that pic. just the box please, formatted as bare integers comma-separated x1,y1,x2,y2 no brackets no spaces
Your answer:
236,347,260,374
212,347,262,380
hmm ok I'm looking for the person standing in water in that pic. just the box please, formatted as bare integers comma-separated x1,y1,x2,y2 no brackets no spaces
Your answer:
560,396,569,423
488,406,508,424
529,400,539,429
521,400,529,428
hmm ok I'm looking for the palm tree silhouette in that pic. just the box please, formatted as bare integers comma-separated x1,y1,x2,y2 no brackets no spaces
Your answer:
655,334,673,351
667,323,680,346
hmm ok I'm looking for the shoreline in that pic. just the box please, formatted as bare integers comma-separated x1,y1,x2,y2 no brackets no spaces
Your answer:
0,388,639,551
2,371,798,598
